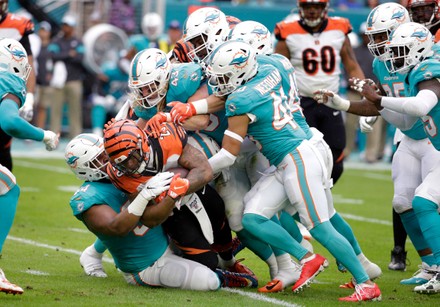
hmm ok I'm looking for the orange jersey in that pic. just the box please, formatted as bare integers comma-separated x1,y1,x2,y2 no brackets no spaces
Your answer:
435,28,440,43
107,122,188,195
0,13,34,41
275,17,352,97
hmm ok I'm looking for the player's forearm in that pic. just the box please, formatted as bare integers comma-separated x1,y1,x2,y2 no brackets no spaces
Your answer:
141,196,176,228
347,100,381,116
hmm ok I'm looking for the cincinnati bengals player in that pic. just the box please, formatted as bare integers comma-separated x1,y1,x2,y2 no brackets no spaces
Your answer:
103,119,257,287
274,0,365,184
407,0,440,42
0,0,36,171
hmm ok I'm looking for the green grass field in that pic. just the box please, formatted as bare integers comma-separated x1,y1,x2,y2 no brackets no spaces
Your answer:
1,156,439,306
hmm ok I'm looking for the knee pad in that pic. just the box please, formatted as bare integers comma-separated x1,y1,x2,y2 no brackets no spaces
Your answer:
392,194,413,214
0,165,16,196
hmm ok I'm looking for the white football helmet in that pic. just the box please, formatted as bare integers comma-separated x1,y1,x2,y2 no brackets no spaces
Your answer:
128,48,171,108
65,133,109,181
228,20,273,55
141,12,164,40
365,2,410,60
183,7,230,62
206,40,258,96
385,22,434,74
0,38,31,81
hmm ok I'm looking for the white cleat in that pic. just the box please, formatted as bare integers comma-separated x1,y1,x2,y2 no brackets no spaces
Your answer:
80,245,107,278
0,268,23,295
414,272,440,294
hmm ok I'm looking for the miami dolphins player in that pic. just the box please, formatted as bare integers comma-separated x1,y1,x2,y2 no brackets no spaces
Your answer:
0,38,59,295
204,40,382,301
353,22,440,294
65,133,231,290
314,4,440,288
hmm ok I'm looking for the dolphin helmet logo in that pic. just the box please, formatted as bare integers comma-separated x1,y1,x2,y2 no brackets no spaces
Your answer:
230,52,249,69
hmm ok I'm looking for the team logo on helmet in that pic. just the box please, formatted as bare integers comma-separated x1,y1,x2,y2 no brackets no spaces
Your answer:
156,53,168,70
230,51,249,69
391,8,407,23
204,10,221,25
66,153,79,168
4,44,26,62
251,26,269,40
412,27,430,41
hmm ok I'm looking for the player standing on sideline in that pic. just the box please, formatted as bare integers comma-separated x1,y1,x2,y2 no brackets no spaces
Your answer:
274,0,365,184
407,0,440,41
0,0,37,172
0,38,59,295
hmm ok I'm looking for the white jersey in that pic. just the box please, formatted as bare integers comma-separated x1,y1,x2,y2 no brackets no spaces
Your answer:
275,17,352,97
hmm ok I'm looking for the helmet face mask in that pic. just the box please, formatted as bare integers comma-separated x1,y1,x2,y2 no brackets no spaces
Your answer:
365,3,410,60
103,119,151,177
408,0,440,29
298,0,329,28
228,20,273,55
128,48,171,108
65,134,109,181
206,40,258,97
183,7,229,62
384,22,434,74
0,38,32,81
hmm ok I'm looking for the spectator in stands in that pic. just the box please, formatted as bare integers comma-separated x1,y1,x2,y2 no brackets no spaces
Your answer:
48,14,85,138
167,20,182,52
35,21,53,129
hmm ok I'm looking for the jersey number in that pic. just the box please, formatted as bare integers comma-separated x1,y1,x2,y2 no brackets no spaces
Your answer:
302,46,336,75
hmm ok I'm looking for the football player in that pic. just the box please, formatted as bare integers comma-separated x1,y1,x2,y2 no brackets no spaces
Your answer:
65,133,232,290
103,119,257,287
203,40,381,301
274,0,365,184
314,3,440,289
0,38,58,295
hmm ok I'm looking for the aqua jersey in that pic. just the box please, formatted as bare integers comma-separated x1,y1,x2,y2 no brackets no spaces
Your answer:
372,58,426,140
70,181,168,273
0,72,26,108
405,55,440,150
100,62,129,100
257,54,313,140
166,63,228,145
226,64,307,166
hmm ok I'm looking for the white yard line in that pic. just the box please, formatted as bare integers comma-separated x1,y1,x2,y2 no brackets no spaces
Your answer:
339,213,392,226
8,235,299,307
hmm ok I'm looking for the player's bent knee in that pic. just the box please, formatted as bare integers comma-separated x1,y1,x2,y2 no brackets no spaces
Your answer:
392,195,412,214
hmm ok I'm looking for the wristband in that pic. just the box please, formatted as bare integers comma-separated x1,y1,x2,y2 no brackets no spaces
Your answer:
191,99,208,114
127,193,150,216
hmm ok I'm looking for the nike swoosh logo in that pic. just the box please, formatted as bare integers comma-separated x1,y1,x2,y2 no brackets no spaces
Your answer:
174,185,186,190
333,111,340,116
266,280,280,290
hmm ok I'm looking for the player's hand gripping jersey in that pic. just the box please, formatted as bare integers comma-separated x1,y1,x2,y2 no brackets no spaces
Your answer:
275,17,352,97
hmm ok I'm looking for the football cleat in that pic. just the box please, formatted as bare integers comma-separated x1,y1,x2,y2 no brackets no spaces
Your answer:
227,258,256,279
216,268,258,288
0,268,23,295
401,263,436,285
258,279,284,293
336,260,347,273
292,254,327,293
80,245,107,278
388,246,407,271
413,272,440,294
339,283,382,302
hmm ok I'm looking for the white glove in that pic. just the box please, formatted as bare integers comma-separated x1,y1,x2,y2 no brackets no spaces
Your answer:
19,93,35,122
139,171,174,201
313,89,350,111
359,116,378,133
43,130,59,151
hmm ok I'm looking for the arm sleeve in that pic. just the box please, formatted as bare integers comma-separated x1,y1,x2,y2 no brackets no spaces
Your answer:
0,99,44,141
381,89,438,117
208,148,237,174
379,108,418,131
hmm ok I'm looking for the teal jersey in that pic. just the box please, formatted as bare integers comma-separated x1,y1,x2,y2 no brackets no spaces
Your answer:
0,72,26,108
166,63,228,145
128,34,150,53
70,181,168,273
226,64,307,166
101,62,128,100
257,54,313,140
372,58,426,140
406,56,440,150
